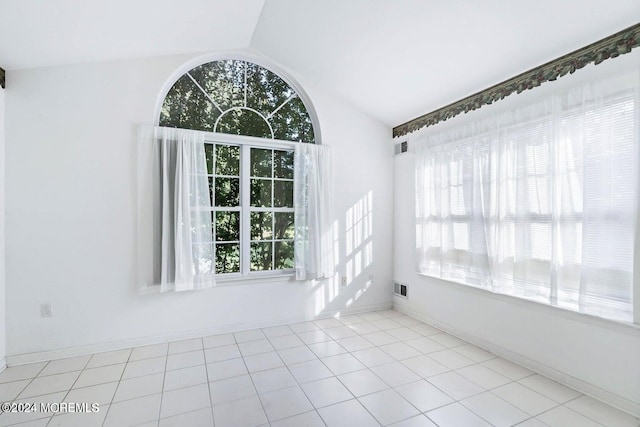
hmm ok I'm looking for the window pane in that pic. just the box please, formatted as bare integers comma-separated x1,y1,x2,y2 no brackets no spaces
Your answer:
275,241,294,270
274,150,294,179
250,242,273,271
251,212,273,240
215,177,240,207
205,144,214,174
189,60,244,111
215,144,240,176
274,180,293,207
251,179,272,207
270,96,315,142
216,243,240,273
216,109,272,139
274,213,294,239
251,148,272,177
215,211,240,242
159,74,219,132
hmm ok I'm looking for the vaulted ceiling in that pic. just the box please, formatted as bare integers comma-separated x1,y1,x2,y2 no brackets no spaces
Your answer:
0,0,638,127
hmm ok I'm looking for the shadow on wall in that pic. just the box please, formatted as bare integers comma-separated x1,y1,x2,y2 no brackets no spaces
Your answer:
312,191,374,316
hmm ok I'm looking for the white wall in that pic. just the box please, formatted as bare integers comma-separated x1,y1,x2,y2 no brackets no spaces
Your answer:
4,52,393,360
0,87,6,369
393,151,640,416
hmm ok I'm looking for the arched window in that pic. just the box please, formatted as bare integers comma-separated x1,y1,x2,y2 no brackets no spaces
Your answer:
159,59,315,142
156,60,317,276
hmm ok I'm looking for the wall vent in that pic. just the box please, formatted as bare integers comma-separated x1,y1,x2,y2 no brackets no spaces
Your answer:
393,282,408,298
394,140,408,155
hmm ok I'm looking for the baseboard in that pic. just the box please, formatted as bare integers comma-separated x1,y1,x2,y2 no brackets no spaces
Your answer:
0,358,6,374
393,302,640,418
6,302,392,366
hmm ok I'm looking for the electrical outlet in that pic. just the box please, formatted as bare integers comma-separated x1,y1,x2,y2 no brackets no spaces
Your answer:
341,276,347,286
40,304,53,317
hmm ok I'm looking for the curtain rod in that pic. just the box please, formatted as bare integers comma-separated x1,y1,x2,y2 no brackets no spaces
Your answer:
393,23,640,138
0,67,4,89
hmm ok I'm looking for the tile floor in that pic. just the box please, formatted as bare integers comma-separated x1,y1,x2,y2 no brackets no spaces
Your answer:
0,310,638,427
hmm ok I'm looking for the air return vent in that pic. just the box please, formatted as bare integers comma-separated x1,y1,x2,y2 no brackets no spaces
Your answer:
394,141,408,155
394,282,408,298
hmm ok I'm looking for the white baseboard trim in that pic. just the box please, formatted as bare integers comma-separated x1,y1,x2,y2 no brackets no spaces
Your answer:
393,303,640,418
6,302,392,366
0,358,6,374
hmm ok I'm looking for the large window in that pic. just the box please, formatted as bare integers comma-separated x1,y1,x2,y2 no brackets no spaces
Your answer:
415,63,639,323
159,59,314,276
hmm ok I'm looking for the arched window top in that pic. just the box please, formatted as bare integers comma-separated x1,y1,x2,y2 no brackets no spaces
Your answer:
159,60,316,143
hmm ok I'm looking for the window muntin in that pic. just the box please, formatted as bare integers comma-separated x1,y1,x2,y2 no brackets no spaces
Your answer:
160,60,315,143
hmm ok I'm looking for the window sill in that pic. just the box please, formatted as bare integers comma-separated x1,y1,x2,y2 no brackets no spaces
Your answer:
417,272,640,333
139,271,296,295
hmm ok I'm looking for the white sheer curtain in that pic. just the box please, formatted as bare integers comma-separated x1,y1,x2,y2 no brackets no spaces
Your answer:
138,126,215,292
414,55,639,322
294,143,334,280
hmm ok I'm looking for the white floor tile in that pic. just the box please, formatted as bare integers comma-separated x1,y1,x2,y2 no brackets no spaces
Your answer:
204,344,241,363
336,336,375,352
160,383,210,418
324,326,358,340
297,330,332,345
159,407,213,427
307,340,347,358
338,369,389,397
165,350,205,371
270,410,325,427
407,323,441,336
288,359,333,383
518,374,582,403
0,379,29,401
536,405,603,427
86,349,131,369
455,364,512,390
212,395,268,427
565,395,640,427
429,349,475,369
392,316,424,327
427,402,492,427
259,385,313,422
352,348,395,368
288,321,320,334
130,343,168,361
482,358,534,381
168,338,203,355
251,367,297,394
64,381,118,405
371,318,402,331
113,373,164,402
513,418,550,426
39,356,90,377
395,379,454,412
348,322,382,335
163,364,207,391
337,314,366,326
429,333,466,348
268,334,304,350
203,333,235,349
371,362,421,387
492,382,558,415
405,337,446,354
73,364,125,389
209,374,257,406
103,393,161,427
401,355,449,378
359,388,420,425
452,344,496,363
321,353,366,376
238,339,274,356
313,318,343,330
277,346,317,365
379,342,421,360
317,398,381,427
0,363,46,383
362,331,399,346
461,391,529,427
122,356,166,379
244,351,284,373
358,312,386,322
206,358,247,381
389,414,438,427
48,405,107,427
0,391,66,425
301,377,353,408
428,371,484,400
234,329,267,343
262,325,294,338
386,327,422,341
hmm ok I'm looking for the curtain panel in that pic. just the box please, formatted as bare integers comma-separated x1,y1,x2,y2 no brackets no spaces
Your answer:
294,144,334,280
138,126,215,292
414,54,639,322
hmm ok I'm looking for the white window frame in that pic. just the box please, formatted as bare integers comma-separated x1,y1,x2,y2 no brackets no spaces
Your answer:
203,132,301,283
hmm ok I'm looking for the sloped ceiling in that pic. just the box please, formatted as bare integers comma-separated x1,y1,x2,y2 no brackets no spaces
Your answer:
0,0,638,128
